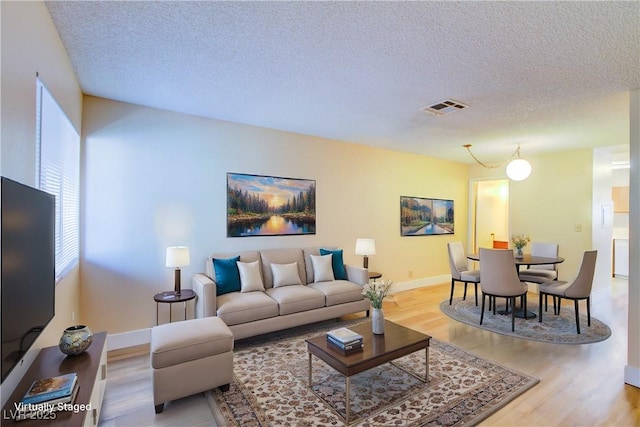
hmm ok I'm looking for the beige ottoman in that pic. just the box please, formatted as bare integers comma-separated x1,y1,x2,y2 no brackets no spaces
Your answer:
151,316,234,413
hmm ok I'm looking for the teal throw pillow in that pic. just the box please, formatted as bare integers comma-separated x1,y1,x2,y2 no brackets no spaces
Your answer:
319,248,348,280
213,256,241,296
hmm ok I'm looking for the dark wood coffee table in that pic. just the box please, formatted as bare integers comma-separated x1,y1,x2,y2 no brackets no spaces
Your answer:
305,320,431,424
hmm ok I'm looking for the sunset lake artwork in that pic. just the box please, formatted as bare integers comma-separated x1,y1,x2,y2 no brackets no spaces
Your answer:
400,196,454,236
227,173,316,237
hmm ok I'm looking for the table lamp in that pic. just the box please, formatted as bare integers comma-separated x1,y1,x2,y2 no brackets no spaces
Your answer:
166,246,190,295
355,238,376,269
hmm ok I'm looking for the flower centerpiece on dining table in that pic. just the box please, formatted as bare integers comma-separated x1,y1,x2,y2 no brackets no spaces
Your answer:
511,234,530,258
362,279,393,334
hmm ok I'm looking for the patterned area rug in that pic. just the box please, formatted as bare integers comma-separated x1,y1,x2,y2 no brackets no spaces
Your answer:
440,298,611,344
211,320,539,426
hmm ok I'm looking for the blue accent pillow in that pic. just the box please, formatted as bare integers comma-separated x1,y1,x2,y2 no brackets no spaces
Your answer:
213,256,241,296
319,249,348,280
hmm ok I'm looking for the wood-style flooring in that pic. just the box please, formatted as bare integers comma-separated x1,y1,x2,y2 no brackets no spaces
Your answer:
101,278,639,426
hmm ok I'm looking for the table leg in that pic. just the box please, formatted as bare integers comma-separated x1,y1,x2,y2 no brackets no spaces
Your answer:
156,302,159,326
425,347,430,382
308,352,312,387
183,301,187,321
169,304,172,323
345,376,351,425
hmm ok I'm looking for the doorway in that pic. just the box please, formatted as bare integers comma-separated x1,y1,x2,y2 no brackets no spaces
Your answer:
470,179,510,254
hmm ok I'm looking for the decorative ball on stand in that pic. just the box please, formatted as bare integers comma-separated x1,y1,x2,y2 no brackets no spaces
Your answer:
59,325,93,356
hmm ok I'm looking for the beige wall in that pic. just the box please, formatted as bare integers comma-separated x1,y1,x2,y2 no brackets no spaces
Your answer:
0,1,82,406
80,96,469,334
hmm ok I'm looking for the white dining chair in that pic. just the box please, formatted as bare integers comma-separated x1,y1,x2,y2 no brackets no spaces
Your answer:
447,242,480,306
538,250,597,334
479,248,529,332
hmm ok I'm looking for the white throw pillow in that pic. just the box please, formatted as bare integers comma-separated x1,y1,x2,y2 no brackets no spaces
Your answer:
271,262,302,288
311,253,335,283
237,260,265,293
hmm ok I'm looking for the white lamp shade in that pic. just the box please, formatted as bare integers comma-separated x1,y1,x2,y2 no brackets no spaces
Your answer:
355,238,376,256
506,158,532,181
166,246,190,268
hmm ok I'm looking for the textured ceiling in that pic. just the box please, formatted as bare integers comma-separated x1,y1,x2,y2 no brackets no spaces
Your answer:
45,1,639,164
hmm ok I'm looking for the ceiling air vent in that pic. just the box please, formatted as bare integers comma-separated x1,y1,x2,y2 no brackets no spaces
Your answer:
422,99,469,116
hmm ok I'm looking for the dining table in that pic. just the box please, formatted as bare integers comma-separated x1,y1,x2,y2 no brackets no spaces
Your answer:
466,252,565,319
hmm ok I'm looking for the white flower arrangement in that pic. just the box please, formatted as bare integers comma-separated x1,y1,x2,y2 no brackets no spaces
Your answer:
511,234,530,249
362,279,393,309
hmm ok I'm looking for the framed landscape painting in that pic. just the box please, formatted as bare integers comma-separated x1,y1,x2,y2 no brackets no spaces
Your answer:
227,173,316,237
400,196,454,236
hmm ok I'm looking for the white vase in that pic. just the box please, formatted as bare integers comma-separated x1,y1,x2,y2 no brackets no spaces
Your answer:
516,247,524,258
372,308,385,335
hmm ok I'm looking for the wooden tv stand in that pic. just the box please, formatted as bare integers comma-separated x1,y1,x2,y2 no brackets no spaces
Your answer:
2,331,107,426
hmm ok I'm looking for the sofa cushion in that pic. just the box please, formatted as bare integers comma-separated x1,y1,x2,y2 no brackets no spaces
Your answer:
266,285,326,315
216,291,278,326
207,251,261,279
213,256,241,295
319,248,348,280
271,262,303,287
310,254,335,283
309,280,366,306
260,248,306,288
237,260,265,292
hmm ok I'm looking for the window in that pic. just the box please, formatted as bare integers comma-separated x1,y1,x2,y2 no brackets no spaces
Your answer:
36,79,80,281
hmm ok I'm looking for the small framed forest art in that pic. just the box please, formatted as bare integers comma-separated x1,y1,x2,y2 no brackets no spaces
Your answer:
400,196,454,236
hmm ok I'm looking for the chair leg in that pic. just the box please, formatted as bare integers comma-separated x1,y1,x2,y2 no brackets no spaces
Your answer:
538,292,543,322
544,294,548,312
480,294,486,325
511,297,516,332
463,282,468,301
449,279,455,305
586,296,591,327
474,283,478,306
574,300,581,334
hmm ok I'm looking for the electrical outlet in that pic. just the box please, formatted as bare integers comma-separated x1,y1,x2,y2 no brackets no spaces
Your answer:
408,270,413,278
71,311,76,321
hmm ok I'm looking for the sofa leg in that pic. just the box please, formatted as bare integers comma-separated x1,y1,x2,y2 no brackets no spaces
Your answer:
155,403,164,414
218,383,230,392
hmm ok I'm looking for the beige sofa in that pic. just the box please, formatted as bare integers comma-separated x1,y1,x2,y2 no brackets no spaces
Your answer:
192,247,370,340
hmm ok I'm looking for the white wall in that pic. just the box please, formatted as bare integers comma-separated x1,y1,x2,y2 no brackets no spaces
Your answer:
591,148,614,292
0,1,82,407
80,96,470,334
625,88,639,388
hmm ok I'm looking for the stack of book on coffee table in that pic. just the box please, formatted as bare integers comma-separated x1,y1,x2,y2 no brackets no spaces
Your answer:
326,327,363,354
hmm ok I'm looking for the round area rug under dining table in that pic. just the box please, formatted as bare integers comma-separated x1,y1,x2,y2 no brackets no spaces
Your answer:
440,298,611,344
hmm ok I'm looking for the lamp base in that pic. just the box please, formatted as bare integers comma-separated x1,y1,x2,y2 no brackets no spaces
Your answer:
174,268,181,295
363,256,369,269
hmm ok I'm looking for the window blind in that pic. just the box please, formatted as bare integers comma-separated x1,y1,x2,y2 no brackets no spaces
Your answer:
36,79,80,281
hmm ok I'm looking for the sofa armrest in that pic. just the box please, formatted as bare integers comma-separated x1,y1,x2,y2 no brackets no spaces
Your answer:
192,273,217,318
345,264,368,286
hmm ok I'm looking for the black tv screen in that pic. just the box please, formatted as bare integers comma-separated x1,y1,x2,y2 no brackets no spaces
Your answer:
1,177,55,383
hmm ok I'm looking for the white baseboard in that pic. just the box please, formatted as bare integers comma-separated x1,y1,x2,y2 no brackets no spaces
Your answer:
390,275,450,294
625,365,640,389
107,328,151,351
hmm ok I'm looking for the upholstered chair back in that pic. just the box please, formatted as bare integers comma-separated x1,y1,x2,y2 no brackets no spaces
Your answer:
447,242,469,280
564,250,597,298
530,242,559,271
479,248,523,297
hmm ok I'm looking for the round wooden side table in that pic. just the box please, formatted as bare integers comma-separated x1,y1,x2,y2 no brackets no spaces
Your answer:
153,289,196,324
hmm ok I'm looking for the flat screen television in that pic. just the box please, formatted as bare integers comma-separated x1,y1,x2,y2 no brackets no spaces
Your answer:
1,177,56,383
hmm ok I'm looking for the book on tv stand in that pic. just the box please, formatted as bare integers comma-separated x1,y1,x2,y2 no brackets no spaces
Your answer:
1,331,107,426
